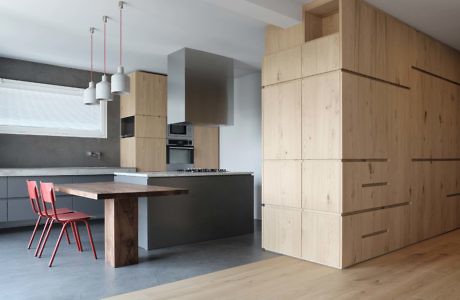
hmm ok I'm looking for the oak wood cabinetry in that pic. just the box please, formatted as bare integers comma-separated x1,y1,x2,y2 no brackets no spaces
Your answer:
262,0,460,268
120,72,167,172
193,126,220,169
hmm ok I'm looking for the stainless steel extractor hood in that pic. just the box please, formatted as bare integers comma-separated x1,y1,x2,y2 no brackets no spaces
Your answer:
167,48,234,125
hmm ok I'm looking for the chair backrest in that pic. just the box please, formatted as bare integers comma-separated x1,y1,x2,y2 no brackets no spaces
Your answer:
39,181,59,220
26,180,40,215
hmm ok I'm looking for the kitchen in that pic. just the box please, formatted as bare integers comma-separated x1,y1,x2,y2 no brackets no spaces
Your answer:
1,0,460,299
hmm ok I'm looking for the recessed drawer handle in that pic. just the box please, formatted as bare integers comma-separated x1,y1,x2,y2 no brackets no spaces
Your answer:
362,182,388,188
362,229,388,239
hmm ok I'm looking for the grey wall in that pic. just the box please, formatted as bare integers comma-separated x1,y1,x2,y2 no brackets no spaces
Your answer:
0,57,120,168
220,72,262,219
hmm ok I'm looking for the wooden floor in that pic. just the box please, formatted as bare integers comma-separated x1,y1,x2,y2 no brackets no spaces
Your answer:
106,229,460,300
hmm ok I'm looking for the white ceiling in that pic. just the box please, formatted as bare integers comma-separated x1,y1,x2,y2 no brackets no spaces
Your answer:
0,0,459,76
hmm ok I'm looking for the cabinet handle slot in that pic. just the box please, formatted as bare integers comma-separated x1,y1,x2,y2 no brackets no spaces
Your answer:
362,229,388,239
362,182,388,188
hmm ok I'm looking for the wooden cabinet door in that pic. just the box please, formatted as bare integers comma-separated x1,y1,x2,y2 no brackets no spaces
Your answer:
134,72,167,117
262,205,301,258
262,80,302,160
194,126,220,169
302,71,341,159
263,160,301,208
262,47,301,86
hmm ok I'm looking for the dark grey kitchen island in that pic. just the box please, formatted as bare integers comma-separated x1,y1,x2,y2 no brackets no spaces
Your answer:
115,171,254,250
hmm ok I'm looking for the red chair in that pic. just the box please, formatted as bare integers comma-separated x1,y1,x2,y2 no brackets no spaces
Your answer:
39,181,97,267
26,180,73,255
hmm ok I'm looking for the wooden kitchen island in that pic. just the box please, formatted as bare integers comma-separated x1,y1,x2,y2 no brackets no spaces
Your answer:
55,182,187,268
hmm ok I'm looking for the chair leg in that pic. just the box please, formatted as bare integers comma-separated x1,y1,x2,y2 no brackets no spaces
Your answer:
74,222,83,252
65,227,71,245
48,223,68,267
84,220,97,260
71,222,82,252
34,218,50,256
38,219,54,258
28,216,41,249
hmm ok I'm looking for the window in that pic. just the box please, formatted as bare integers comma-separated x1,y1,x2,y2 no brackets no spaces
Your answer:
0,78,107,138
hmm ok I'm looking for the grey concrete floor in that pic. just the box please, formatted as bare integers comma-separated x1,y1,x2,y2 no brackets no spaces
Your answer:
0,220,276,300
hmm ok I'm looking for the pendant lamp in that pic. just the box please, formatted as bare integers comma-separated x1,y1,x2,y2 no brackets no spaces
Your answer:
111,1,130,95
96,16,112,101
83,27,97,105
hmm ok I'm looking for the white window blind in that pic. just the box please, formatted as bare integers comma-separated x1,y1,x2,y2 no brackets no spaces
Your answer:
0,78,107,138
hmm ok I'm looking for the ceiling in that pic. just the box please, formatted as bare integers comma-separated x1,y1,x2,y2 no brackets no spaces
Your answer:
1,0,459,76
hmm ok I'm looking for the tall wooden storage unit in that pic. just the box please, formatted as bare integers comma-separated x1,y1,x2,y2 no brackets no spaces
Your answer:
262,0,460,268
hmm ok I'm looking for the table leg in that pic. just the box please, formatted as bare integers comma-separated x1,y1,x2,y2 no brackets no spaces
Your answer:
105,197,138,268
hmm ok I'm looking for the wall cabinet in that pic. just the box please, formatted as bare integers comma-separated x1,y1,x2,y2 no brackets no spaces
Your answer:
120,71,167,172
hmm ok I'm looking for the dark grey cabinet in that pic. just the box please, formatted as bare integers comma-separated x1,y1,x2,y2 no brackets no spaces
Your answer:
7,176,73,198
0,174,114,227
0,178,6,199
7,196,73,222
0,200,6,222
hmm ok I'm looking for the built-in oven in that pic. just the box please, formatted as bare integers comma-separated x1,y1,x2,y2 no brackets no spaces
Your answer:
167,123,193,140
166,139,194,171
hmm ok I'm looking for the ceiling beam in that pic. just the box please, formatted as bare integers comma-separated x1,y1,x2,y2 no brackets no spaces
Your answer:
202,0,303,28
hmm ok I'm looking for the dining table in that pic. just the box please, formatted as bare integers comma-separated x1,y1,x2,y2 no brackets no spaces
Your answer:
54,181,188,268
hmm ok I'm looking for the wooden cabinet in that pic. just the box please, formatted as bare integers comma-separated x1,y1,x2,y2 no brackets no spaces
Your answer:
193,126,220,169
302,71,341,159
341,0,411,86
302,160,342,213
302,211,341,268
262,47,302,86
413,30,460,84
263,80,302,160
120,71,167,171
120,72,167,118
265,24,304,55
263,160,301,208
262,0,460,269
120,137,166,172
302,33,340,77
262,205,301,258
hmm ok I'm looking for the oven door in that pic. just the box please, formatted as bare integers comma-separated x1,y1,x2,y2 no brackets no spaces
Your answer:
166,145,194,166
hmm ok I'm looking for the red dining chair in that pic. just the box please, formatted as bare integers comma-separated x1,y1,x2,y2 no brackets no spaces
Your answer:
26,180,73,255
39,181,97,267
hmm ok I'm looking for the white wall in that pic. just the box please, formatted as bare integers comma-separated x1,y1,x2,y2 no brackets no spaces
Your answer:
220,72,262,219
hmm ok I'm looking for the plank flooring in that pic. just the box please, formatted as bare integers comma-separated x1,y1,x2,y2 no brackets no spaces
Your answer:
106,229,460,300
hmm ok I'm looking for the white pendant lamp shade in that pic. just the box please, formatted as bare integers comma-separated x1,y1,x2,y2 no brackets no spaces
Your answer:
96,75,112,101
111,66,130,95
83,81,97,105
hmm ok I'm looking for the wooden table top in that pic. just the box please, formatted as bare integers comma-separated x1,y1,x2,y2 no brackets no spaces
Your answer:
55,182,188,200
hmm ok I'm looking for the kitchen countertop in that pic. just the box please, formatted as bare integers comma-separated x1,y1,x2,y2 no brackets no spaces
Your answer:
0,167,136,177
115,171,253,178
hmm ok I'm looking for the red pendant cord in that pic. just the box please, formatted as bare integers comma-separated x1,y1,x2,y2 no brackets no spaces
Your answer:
90,30,93,82
120,7,123,66
104,20,107,75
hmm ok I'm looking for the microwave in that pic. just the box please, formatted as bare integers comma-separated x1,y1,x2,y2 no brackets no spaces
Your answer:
167,123,193,140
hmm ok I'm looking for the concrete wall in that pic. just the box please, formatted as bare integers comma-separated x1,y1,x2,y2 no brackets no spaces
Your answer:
0,57,120,168
220,72,262,219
